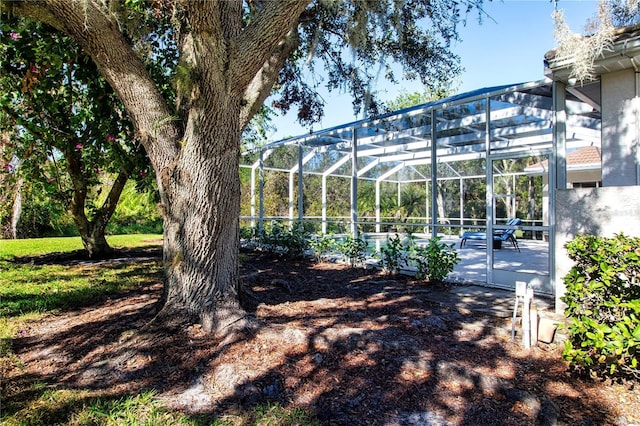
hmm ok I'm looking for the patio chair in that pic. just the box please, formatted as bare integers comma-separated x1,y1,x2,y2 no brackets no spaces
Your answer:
459,218,521,252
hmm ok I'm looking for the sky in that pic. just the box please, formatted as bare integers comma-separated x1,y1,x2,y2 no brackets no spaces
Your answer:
267,0,601,141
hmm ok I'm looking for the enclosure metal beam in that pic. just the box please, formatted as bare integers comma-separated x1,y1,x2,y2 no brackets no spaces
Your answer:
321,153,352,234
459,177,464,229
357,158,380,177
251,165,257,228
375,164,405,233
485,95,494,285
430,109,438,237
259,150,266,231
351,130,358,238
358,138,428,157
288,148,317,228
375,180,381,233
250,149,273,229
298,144,304,231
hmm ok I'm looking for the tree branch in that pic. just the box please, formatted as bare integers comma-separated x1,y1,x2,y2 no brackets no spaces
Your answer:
94,170,129,232
230,0,310,93
239,29,300,130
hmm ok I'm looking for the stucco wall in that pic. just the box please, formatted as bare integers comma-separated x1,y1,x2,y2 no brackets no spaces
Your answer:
554,186,640,311
601,69,639,186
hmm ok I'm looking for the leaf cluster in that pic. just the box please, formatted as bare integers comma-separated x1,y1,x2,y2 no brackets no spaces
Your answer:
272,0,485,125
562,233,640,380
0,17,150,202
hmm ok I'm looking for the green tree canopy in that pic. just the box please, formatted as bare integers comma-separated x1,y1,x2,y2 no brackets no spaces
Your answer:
0,17,154,257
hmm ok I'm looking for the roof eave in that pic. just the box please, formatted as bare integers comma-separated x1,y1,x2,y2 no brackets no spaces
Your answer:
545,27,640,83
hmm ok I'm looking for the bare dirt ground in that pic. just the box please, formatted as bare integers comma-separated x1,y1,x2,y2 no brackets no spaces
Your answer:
4,250,640,425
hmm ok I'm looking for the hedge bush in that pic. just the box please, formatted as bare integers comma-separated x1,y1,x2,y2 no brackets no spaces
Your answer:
562,233,640,380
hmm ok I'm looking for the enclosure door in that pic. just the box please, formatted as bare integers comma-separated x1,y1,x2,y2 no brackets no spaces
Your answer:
488,154,551,296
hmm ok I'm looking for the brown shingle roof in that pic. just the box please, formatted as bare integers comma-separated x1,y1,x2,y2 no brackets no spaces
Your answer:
566,145,601,166
525,146,601,172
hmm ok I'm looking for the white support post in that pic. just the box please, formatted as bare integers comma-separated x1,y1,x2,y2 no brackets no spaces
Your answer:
459,177,464,231
322,154,352,235
512,281,527,340
376,164,404,233
485,97,494,281
530,300,538,347
297,144,304,232
512,281,535,349
375,180,381,233
321,175,327,235
553,80,567,190
523,286,531,349
250,163,257,229
350,130,358,238
430,109,438,238
250,149,272,230
288,169,295,227
258,150,266,232
551,80,567,312
286,147,316,230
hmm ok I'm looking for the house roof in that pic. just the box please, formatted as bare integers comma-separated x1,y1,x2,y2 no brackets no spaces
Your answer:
568,145,601,167
545,24,640,82
525,145,601,174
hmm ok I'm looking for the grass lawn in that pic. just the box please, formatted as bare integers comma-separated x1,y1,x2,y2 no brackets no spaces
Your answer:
0,235,318,426
0,234,163,259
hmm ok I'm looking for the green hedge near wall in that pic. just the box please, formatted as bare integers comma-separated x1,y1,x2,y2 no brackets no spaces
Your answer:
562,233,640,380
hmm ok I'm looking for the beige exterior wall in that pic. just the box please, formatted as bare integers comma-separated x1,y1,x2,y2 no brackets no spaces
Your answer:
601,69,640,186
554,186,640,311
568,169,601,185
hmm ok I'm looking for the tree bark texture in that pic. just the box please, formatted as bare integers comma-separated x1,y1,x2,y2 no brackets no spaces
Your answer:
161,118,243,334
5,0,311,333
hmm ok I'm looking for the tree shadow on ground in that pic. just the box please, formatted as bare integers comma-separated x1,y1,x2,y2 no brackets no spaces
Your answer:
3,251,628,425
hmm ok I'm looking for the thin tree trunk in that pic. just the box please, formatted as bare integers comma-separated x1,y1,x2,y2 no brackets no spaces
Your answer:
11,176,23,239
71,171,129,259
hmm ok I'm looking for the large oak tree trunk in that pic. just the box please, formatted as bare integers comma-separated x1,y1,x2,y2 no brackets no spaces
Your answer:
158,101,245,334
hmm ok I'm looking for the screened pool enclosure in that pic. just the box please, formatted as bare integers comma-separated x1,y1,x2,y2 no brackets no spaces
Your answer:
240,80,601,296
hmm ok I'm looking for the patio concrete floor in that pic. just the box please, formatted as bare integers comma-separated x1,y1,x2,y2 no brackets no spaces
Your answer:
443,238,549,286
411,237,564,327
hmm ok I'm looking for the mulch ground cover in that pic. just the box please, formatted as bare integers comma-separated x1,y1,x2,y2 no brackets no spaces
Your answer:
4,249,639,425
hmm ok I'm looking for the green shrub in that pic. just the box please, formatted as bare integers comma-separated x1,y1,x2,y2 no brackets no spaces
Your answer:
240,226,256,241
412,236,459,282
380,233,410,274
562,233,640,380
258,222,310,258
309,233,338,261
338,234,368,268
376,234,458,282
106,182,162,235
